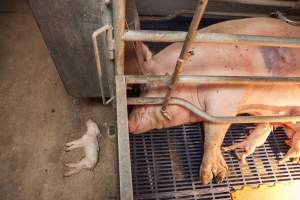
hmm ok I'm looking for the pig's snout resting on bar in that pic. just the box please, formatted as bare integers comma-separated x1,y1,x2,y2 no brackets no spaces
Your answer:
127,17,300,184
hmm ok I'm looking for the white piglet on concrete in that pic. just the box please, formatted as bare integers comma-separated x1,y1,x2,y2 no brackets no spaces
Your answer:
64,119,101,176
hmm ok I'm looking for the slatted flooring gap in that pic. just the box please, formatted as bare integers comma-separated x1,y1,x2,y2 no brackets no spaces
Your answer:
130,124,300,200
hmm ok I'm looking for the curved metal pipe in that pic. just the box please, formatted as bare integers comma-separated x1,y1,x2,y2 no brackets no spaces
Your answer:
272,11,300,26
92,25,113,104
127,97,300,124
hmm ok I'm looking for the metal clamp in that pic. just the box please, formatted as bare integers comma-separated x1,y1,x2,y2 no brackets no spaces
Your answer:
161,0,209,117
92,24,114,104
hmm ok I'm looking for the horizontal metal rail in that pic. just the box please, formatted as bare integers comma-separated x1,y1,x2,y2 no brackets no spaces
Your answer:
127,97,300,123
140,10,300,22
126,75,300,85
123,31,300,48
217,0,298,7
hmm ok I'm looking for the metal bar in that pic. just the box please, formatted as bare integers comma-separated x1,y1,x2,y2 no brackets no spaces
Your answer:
140,11,300,22
140,10,266,21
125,75,300,85
205,12,300,20
272,11,300,26
123,31,300,48
161,0,209,115
114,1,132,199
113,0,126,75
92,25,113,105
139,7,300,22
107,28,115,60
216,0,297,7
128,97,300,123
116,76,134,200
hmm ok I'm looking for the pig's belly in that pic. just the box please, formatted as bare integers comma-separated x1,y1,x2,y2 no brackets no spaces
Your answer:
241,85,300,114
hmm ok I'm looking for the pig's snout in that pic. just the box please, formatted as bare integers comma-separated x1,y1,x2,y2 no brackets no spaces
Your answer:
128,107,146,134
128,112,138,133
128,118,138,133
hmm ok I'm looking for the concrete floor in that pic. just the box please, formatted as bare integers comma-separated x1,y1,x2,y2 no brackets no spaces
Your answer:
0,1,118,200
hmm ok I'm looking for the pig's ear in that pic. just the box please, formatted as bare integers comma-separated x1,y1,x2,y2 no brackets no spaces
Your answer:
141,43,152,62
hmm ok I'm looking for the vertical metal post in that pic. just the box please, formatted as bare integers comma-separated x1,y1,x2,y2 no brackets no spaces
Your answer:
161,0,209,116
116,76,133,200
113,0,133,199
113,0,126,75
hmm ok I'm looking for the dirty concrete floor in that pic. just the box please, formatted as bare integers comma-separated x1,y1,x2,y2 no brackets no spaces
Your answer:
0,1,118,200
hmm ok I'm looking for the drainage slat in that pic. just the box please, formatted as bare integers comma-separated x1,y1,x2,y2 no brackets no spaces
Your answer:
130,123,300,200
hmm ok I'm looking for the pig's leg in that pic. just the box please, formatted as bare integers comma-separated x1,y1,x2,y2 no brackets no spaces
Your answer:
64,160,86,176
282,126,295,149
201,123,230,184
64,155,97,177
223,123,273,164
279,129,300,164
279,146,300,164
65,137,85,152
199,87,246,184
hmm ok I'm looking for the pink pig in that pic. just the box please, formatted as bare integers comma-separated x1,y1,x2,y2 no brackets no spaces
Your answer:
127,17,300,184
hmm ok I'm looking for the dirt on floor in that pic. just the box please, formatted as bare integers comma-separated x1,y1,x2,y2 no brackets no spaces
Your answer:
0,1,118,200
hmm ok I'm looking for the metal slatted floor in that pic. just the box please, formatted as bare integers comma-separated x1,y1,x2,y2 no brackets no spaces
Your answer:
129,124,300,200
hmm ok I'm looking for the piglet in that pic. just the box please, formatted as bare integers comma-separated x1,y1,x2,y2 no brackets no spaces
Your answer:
279,123,300,164
64,119,101,176
223,123,273,164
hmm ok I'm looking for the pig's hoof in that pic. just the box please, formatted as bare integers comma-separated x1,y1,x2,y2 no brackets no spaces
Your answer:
200,170,213,185
284,139,292,147
279,147,300,164
200,149,228,184
223,142,256,164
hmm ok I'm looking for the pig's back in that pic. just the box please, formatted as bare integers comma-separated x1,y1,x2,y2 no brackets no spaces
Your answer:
201,17,300,37
150,17,300,77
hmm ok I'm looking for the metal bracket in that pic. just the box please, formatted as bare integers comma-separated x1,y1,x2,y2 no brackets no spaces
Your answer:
108,39,115,60
92,24,115,104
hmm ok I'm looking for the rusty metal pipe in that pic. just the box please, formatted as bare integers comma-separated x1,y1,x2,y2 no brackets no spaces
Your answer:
113,1,133,199
125,75,300,85
113,0,126,75
123,31,300,48
161,0,209,114
128,97,300,124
